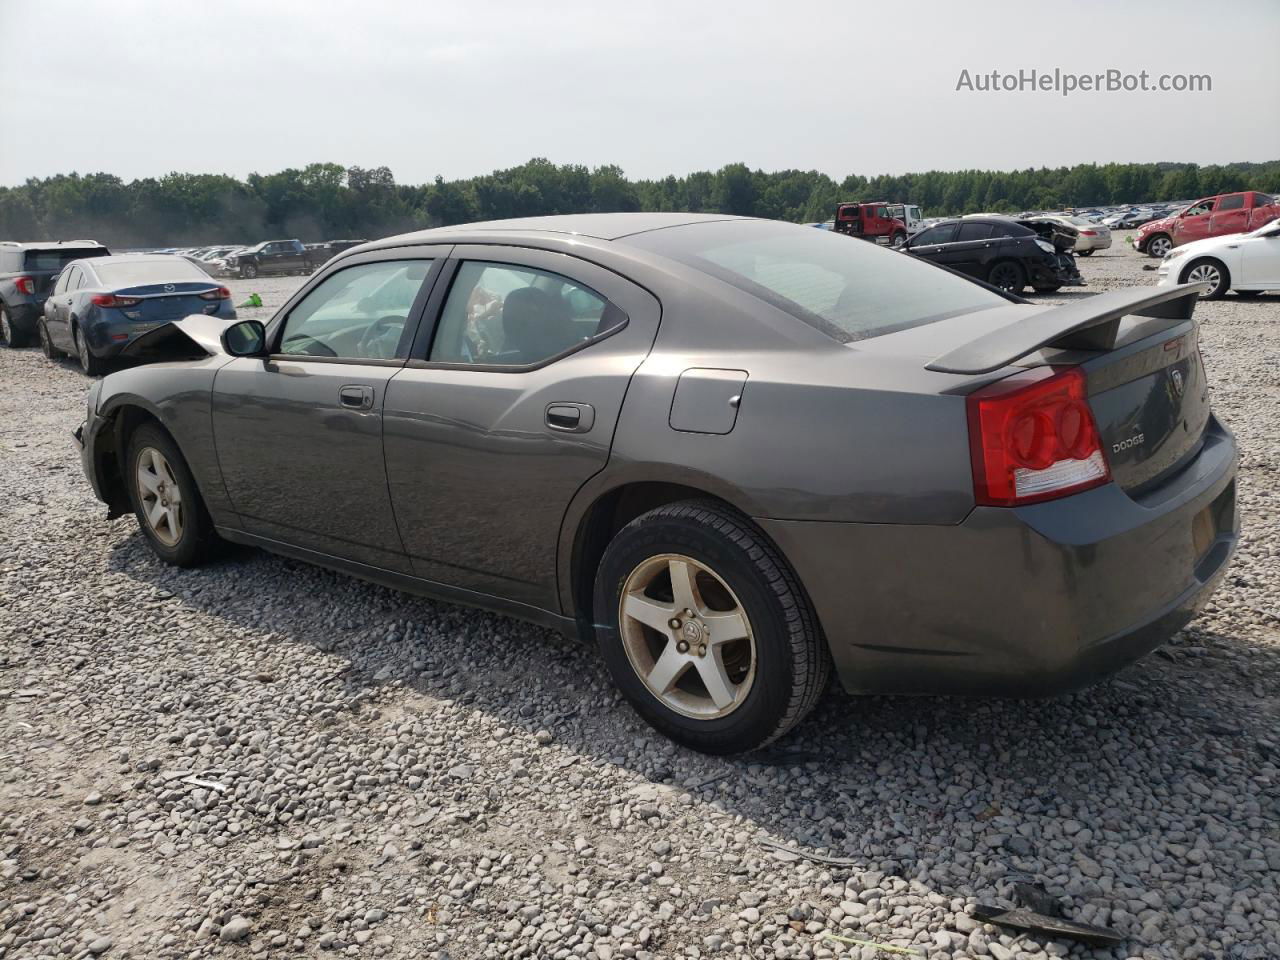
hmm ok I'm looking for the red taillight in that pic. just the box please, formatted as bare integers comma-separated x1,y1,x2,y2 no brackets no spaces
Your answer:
1080,230,1097,236
91,294,142,308
199,286,231,301
15,276,35,295
966,367,1110,507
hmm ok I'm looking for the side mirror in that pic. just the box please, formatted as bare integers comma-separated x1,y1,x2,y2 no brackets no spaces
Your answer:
222,319,268,357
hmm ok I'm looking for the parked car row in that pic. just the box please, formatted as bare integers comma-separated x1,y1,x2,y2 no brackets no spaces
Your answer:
0,240,235,373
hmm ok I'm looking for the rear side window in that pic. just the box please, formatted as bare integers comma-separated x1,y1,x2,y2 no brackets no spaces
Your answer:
914,224,958,244
625,220,1006,343
1218,194,1246,211
429,262,622,366
94,259,210,286
23,247,106,271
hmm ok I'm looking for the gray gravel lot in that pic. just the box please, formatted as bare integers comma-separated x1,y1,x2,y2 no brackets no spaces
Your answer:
1,236,1278,960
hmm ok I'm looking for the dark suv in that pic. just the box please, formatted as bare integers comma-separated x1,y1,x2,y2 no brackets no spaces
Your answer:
902,217,1084,294
1,241,110,347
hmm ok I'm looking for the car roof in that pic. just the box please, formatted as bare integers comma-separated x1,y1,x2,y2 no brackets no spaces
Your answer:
1,240,104,250
370,213,746,248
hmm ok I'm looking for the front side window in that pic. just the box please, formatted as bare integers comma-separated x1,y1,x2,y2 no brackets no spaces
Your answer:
914,223,959,245
956,223,993,242
429,262,620,366
278,259,432,360
1185,199,1216,217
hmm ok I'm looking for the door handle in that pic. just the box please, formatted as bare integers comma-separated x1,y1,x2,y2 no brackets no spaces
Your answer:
339,384,374,410
545,402,595,433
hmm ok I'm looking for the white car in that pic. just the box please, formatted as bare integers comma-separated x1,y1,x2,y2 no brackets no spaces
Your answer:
1041,215,1112,255
1156,220,1280,299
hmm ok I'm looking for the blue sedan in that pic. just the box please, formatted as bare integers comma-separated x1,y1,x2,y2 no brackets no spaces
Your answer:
40,254,236,375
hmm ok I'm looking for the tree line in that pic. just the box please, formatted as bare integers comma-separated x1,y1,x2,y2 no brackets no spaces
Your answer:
2,158,1277,247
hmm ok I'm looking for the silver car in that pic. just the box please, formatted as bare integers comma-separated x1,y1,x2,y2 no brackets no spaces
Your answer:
75,214,1238,754
1047,215,1113,255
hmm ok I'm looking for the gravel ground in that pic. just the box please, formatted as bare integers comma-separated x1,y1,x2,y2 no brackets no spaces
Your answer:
1,236,1278,960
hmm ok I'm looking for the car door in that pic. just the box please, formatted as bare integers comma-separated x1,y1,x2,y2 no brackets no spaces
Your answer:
382,245,661,610
210,250,446,571
905,223,958,262
45,268,72,347
938,221,994,277
1210,193,1250,236
1236,223,1280,288
52,266,84,349
1173,197,1216,244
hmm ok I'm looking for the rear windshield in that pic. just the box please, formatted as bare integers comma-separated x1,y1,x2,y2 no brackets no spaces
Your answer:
624,220,1006,342
24,248,107,271
93,258,211,286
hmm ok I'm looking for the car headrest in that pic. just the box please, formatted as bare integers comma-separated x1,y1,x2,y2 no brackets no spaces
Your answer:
501,287,575,362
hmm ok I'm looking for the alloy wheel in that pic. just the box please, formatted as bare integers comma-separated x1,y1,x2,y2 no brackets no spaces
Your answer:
989,263,1022,291
1187,263,1222,297
136,446,185,547
1148,236,1172,258
618,553,756,719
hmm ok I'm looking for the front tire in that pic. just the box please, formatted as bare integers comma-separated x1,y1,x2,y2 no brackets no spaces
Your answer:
125,423,218,567
593,501,830,755
1182,258,1230,300
240,262,259,279
73,323,107,376
1145,234,1173,258
38,319,63,359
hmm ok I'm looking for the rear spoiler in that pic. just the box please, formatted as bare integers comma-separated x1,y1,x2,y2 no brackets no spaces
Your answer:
926,283,1209,375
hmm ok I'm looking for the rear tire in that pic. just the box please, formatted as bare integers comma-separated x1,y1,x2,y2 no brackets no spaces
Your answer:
125,422,218,567
1182,258,1230,300
593,500,830,755
73,323,107,376
38,319,63,359
1,307,28,348
1077,249,1093,257
987,260,1026,294
1033,284,1062,293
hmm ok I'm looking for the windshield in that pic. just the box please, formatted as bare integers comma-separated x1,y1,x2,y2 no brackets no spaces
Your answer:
93,258,212,286
625,220,1006,342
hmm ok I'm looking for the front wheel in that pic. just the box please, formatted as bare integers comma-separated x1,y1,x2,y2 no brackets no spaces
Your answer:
1145,234,1173,258
593,501,830,755
125,423,218,567
240,262,259,279
38,319,63,359
1182,259,1230,299
891,231,908,248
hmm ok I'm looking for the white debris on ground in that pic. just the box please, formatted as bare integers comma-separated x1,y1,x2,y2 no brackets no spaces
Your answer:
1,235,1277,959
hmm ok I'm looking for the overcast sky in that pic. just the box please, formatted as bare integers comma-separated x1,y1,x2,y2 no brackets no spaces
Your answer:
1,0,1277,187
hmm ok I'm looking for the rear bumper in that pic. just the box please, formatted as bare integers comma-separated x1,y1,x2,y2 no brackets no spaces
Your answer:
758,415,1238,697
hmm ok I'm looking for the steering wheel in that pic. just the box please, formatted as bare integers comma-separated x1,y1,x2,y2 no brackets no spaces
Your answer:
357,314,407,359
280,333,337,357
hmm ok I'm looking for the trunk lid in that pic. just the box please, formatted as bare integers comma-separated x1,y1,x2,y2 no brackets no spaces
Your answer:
1019,217,1079,252
1078,323,1208,492
111,282,224,324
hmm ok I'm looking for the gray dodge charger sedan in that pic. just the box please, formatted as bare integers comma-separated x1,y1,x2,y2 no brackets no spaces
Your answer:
76,214,1238,754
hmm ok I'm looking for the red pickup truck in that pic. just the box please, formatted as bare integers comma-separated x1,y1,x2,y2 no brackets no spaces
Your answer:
1136,191,1279,257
